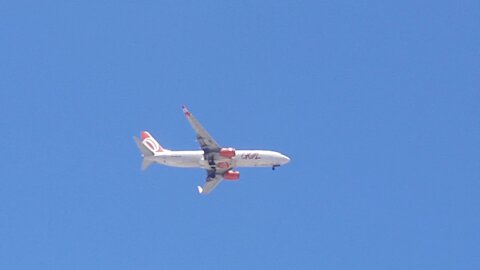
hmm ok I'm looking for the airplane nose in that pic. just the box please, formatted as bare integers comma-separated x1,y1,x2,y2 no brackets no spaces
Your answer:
282,155,290,164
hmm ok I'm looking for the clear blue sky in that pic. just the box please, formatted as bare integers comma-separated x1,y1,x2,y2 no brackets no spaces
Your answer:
1,1,479,269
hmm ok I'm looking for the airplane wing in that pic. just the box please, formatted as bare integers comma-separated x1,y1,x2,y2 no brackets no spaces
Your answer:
197,173,223,195
182,105,220,153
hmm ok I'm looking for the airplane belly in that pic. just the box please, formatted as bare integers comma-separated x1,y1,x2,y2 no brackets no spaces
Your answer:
234,150,278,167
162,159,200,167
234,158,274,167
157,152,204,168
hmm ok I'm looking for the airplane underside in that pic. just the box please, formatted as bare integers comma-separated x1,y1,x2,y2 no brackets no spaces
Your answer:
151,150,286,169
134,106,290,194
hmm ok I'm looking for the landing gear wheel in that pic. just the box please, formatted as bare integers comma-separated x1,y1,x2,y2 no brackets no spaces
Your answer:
207,155,215,169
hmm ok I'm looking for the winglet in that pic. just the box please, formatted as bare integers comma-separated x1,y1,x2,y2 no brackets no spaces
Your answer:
182,105,191,117
197,186,203,194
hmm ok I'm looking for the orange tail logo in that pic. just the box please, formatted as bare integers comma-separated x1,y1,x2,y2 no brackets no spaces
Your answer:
141,131,164,153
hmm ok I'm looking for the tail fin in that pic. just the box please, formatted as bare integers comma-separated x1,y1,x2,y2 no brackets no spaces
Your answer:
133,136,155,170
140,131,167,153
133,131,168,170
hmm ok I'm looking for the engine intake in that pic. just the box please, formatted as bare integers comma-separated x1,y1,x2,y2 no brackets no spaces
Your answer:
219,147,236,158
223,170,240,180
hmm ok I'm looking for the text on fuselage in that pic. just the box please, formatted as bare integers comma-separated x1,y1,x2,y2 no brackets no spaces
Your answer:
241,153,261,159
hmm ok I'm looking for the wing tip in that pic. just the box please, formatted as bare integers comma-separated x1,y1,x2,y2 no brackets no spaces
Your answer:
182,105,191,116
197,186,203,194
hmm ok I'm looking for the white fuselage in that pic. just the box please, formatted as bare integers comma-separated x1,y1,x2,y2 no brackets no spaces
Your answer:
147,150,290,170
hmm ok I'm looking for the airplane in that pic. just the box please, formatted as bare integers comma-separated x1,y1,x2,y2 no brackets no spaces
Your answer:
133,105,290,194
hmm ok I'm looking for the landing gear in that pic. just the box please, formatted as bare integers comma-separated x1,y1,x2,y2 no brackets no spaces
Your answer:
207,169,216,178
207,155,215,169
272,165,280,171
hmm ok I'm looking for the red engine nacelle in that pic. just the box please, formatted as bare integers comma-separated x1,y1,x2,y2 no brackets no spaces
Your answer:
223,170,240,181
219,147,236,158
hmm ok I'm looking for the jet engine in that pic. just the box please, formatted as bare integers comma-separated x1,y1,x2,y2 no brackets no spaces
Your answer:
219,147,236,158
223,170,240,180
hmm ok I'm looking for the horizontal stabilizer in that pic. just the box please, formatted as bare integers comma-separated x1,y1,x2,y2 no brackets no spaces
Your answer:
141,157,155,171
